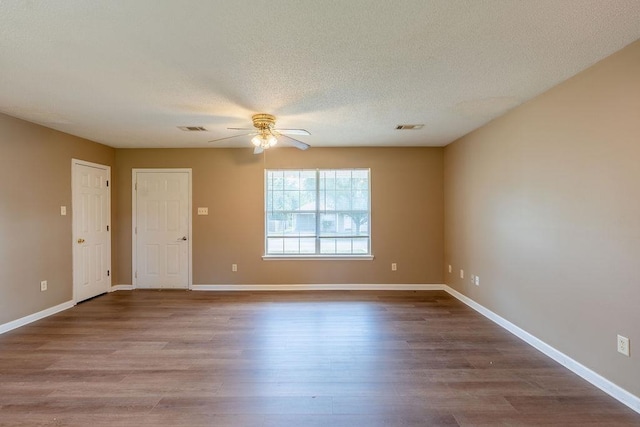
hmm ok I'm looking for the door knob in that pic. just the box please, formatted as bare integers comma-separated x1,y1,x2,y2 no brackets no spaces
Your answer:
179,236,187,241
77,238,85,244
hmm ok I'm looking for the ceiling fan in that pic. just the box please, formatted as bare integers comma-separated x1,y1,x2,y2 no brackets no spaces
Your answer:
208,113,310,154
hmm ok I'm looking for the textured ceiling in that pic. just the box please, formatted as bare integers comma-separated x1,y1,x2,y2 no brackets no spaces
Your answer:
1,1,639,149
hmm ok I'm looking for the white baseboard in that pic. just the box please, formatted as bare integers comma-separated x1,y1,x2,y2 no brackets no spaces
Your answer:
442,285,640,415
110,284,133,291
0,300,75,335
191,283,445,291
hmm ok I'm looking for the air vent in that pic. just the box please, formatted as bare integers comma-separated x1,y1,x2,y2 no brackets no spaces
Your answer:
396,124,424,130
178,126,207,131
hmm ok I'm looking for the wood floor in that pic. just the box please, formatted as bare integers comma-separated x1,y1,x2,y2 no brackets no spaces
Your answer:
0,290,638,426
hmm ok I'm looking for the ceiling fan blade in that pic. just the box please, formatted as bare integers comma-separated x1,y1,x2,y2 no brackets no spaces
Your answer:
273,128,310,136
227,127,255,131
254,146,264,155
280,134,310,150
208,132,255,143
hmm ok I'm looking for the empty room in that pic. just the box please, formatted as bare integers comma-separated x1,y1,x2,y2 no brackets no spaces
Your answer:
1,1,639,426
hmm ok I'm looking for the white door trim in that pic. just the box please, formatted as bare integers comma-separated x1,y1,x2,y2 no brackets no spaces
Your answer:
132,168,192,289
71,159,111,302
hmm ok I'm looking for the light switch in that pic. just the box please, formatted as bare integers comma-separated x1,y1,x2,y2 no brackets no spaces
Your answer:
60,206,67,216
197,207,209,215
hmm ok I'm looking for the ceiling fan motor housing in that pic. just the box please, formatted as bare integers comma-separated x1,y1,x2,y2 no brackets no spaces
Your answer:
252,113,276,130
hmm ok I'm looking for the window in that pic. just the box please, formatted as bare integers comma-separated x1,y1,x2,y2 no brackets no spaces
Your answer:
265,169,370,257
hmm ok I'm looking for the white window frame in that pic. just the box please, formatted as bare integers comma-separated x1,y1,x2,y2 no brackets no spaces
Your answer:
263,168,374,261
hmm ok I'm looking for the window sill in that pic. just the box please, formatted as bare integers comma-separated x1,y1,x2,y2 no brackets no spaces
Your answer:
262,255,375,261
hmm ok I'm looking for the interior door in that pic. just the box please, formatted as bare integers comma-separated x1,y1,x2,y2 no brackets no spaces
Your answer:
72,160,111,302
134,171,190,289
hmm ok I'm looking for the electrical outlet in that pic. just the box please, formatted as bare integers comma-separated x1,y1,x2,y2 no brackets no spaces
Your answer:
475,275,480,286
232,264,237,272
391,263,397,271
197,207,209,215
617,335,630,357
460,269,464,279
40,280,47,292
448,265,452,273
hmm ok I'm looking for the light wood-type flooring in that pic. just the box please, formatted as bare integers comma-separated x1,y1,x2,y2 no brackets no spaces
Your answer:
0,290,638,426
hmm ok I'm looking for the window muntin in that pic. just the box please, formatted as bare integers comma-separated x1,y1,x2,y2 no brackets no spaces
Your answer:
265,169,370,256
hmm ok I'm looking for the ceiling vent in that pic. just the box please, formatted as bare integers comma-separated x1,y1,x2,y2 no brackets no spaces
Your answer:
178,126,207,131
396,124,424,130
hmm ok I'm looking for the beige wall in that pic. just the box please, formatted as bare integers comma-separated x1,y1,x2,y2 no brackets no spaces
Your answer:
444,40,640,396
0,113,115,324
115,147,444,286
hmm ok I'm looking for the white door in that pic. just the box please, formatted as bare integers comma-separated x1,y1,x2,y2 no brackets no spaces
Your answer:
134,170,190,289
72,160,111,302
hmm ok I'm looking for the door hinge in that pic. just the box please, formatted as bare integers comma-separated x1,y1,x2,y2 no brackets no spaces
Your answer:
135,271,137,278
106,225,109,231
106,180,109,187
135,183,137,191
107,270,110,277
135,226,137,234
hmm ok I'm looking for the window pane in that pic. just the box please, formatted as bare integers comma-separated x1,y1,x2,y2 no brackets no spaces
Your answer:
269,171,284,190
335,191,351,210
267,238,284,253
284,171,301,190
320,170,336,187
292,213,316,235
300,238,316,254
352,174,368,189
282,190,298,211
336,170,351,190
266,213,288,235
271,191,284,211
343,212,369,236
320,238,336,254
336,238,352,253
320,213,337,235
299,191,316,210
352,169,368,179
301,171,316,190
321,190,335,211
284,238,300,253
343,214,355,235
353,238,368,253
352,193,368,210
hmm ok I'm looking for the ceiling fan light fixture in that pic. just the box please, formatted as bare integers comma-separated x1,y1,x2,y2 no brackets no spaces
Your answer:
251,132,278,148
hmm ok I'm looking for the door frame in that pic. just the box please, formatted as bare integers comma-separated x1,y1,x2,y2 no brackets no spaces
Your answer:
71,159,112,303
132,168,193,289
